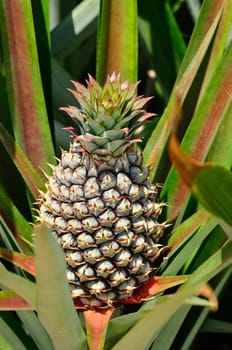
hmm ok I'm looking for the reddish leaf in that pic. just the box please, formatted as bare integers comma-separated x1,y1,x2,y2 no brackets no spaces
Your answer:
0,248,35,276
84,308,115,350
0,1,54,171
0,290,33,310
121,275,188,304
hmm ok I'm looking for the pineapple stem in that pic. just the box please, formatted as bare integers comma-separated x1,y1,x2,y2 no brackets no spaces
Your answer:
83,308,115,350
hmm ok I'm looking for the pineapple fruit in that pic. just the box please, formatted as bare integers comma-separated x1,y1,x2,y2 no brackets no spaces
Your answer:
39,73,168,308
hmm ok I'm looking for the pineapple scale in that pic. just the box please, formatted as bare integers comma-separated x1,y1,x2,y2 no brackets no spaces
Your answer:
39,141,168,308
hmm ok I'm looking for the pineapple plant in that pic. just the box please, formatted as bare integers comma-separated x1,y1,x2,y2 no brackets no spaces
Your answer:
0,1,231,349
38,73,169,309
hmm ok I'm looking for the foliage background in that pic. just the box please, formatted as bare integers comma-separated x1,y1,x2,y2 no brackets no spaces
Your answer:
0,0,231,349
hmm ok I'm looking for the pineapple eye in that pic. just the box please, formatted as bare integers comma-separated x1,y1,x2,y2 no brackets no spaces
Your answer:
131,234,146,253
76,232,95,249
116,173,131,194
95,260,115,278
99,171,116,190
71,285,87,298
72,202,89,219
71,166,87,185
84,177,100,198
128,255,144,274
114,217,131,233
69,185,84,201
132,216,147,233
76,264,95,282
100,241,121,258
102,189,121,208
95,227,114,243
61,202,74,217
82,217,100,233
65,250,84,266
54,217,67,231
83,247,102,264
129,166,149,184
98,209,117,226
67,219,82,233
87,197,105,216
117,278,136,293
85,280,109,294
108,268,128,286
116,198,132,216
114,248,132,266
116,231,134,246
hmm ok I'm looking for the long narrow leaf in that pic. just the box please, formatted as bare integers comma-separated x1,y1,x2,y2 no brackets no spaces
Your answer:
138,0,186,99
113,240,232,350
51,0,99,60
0,185,33,248
0,0,54,171
34,224,87,350
0,317,26,350
164,39,232,218
143,0,224,180
0,122,45,196
96,0,138,83
0,248,35,276
0,291,32,310
0,263,36,309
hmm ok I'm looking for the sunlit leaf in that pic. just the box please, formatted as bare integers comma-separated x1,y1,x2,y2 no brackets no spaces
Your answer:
0,0,54,171
34,224,87,350
193,166,232,227
0,248,35,276
96,0,137,83
51,0,99,60
0,291,32,310
0,122,45,196
0,263,36,309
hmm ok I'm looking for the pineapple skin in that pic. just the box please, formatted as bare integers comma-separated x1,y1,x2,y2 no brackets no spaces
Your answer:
39,74,168,308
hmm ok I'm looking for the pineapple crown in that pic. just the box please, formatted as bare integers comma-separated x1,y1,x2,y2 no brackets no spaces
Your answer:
60,73,154,156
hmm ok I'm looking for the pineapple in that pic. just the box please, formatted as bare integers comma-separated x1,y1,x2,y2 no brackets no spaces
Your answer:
39,73,169,308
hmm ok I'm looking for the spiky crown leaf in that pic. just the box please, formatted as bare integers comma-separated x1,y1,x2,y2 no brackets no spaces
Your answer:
60,73,154,156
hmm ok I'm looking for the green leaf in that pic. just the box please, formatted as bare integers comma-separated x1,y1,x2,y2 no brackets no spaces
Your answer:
163,33,232,219
0,291,32,310
0,122,45,196
0,248,35,276
0,317,26,350
0,0,55,171
138,0,186,99
96,0,138,83
51,0,99,60
113,240,232,350
167,209,210,251
178,267,231,350
193,166,232,227
16,310,55,350
164,216,218,275
0,184,33,248
34,224,87,350
202,318,232,334
143,0,224,181
0,263,36,309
